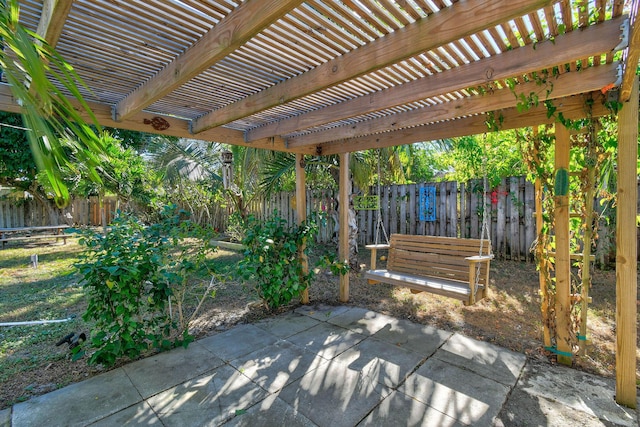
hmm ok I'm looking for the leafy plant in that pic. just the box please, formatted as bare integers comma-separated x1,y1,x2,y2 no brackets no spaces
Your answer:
75,206,215,366
239,213,318,310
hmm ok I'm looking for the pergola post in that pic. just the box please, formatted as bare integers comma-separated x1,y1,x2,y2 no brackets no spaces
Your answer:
554,123,572,366
339,152,350,302
615,76,638,409
295,153,310,304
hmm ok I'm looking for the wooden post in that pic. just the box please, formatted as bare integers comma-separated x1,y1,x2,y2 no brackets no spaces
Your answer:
579,131,596,356
615,76,638,409
339,152,350,302
295,153,310,304
554,123,572,365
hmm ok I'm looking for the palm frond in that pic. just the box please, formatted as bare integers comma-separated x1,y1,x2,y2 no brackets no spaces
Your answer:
0,0,106,206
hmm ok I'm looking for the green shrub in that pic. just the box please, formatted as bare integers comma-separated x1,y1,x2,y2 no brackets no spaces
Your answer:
239,213,317,310
75,206,215,366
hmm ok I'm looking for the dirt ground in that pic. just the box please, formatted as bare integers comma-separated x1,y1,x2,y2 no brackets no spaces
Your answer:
0,243,637,410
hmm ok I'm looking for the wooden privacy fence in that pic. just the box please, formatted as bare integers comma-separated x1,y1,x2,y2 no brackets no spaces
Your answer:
248,177,625,262
0,196,117,228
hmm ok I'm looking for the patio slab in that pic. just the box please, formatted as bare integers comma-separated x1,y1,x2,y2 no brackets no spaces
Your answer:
294,303,351,320
254,311,321,338
89,402,162,426
147,364,268,426
122,341,225,398
332,335,425,388
11,368,141,427
286,321,367,360
0,408,10,427
400,357,511,426
229,339,328,393
277,359,393,427
223,393,317,427
198,323,280,361
358,390,465,427
370,316,453,356
497,361,639,427
327,307,397,336
433,333,526,387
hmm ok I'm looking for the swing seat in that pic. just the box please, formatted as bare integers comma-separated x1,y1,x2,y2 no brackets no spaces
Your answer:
364,234,493,305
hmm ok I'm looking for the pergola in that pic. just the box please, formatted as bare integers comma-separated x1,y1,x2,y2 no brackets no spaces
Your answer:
1,0,638,407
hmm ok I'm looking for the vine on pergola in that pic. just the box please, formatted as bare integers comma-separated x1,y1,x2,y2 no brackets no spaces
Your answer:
482,74,618,357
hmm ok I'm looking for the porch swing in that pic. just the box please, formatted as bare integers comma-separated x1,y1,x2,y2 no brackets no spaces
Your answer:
364,143,494,306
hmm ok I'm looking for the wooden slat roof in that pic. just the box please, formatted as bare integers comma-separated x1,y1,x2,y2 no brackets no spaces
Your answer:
3,0,638,154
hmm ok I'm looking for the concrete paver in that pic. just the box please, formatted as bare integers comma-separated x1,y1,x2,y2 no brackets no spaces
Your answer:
5,305,639,427
359,390,466,427
285,321,367,360
333,335,425,388
146,364,268,426
277,359,392,427
89,402,162,426
0,408,10,427
369,315,453,356
11,368,142,427
294,304,351,321
327,307,396,336
122,341,225,399
401,357,511,426
254,311,321,338
198,323,279,361
224,394,317,427
498,361,638,427
434,333,526,387
229,339,328,393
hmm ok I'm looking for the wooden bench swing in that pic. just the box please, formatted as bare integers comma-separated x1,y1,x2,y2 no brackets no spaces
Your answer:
362,156,493,305
364,234,493,305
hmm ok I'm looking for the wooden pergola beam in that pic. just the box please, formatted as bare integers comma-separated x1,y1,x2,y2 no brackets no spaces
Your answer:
35,0,73,47
287,63,618,148
113,0,303,122
191,0,552,134
317,92,610,155
619,13,640,102
246,17,626,142
0,84,315,155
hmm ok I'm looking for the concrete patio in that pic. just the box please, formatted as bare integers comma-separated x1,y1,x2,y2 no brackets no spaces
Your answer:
1,305,637,426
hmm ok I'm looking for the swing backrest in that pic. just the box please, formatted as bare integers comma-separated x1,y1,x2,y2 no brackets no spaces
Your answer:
387,234,491,285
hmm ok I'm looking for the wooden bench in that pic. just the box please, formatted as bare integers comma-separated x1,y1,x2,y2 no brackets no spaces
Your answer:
364,234,493,305
0,226,72,249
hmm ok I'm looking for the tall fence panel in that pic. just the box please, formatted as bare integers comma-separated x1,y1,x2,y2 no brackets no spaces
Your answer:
243,178,541,260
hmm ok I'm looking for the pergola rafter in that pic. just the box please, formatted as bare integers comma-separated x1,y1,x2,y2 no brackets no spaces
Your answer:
190,0,552,133
246,17,627,142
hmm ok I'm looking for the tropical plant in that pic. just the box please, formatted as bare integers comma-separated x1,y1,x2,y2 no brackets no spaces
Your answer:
75,206,216,366
0,0,107,207
239,213,317,310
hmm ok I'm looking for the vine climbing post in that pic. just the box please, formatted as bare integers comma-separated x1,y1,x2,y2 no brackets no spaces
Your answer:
532,126,551,348
554,124,572,366
615,76,638,409
295,153,310,304
339,152,350,302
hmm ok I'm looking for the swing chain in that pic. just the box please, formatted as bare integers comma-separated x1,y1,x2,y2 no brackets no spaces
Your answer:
374,150,389,246
475,134,493,297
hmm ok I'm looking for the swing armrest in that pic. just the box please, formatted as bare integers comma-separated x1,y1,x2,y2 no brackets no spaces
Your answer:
365,244,390,272
464,255,494,263
365,244,391,250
